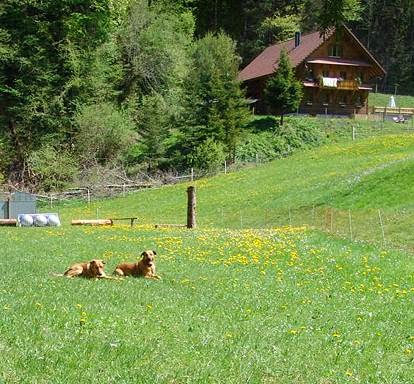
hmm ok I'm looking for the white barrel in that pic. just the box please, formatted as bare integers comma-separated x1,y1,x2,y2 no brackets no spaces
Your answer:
47,214,61,227
34,215,48,227
19,214,34,227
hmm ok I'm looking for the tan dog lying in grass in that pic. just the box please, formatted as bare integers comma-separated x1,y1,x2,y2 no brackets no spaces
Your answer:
113,250,161,279
63,259,108,278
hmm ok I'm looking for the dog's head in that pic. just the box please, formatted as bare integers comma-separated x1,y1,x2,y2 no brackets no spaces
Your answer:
141,250,157,267
90,259,106,277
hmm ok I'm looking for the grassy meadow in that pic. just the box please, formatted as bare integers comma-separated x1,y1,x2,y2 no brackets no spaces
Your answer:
1,224,414,383
3,132,414,382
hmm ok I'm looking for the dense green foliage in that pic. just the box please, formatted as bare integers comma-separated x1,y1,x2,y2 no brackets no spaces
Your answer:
1,0,413,190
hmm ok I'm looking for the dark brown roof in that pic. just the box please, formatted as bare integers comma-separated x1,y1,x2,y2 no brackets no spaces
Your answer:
238,31,329,82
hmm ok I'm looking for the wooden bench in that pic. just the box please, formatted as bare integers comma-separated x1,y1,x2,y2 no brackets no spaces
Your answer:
109,217,138,227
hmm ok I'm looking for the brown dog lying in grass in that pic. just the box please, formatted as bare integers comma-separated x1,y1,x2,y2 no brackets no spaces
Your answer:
113,250,161,279
63,259,107,278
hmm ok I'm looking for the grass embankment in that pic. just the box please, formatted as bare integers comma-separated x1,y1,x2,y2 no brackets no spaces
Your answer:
369,92,414,108
55,134,414,248
1,225,414,383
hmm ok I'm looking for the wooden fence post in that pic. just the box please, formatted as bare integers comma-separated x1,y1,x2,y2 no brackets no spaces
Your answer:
187,186,196,229
348,209,353,241
87,188,91,205
378,209,386,246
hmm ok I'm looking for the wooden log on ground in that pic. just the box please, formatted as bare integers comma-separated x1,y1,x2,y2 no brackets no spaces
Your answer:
71,219,113,226
154,224,187,228
0,219,17,226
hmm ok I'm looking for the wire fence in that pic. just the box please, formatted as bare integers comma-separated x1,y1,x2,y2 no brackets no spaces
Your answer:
28,121,414,206
197,206,414,252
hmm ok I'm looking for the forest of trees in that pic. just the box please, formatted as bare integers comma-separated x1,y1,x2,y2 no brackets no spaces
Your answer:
0,0,413,190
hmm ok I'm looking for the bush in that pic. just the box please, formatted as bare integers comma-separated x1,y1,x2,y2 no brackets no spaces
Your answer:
236,117,326,162
276,117,325,152
27,145,78,191
74,103,137,166
189,138,226,173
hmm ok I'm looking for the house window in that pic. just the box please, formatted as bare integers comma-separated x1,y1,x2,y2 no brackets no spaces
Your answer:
357,71,364,83
322,70,330,77
329,44,342,57
340,71,347,80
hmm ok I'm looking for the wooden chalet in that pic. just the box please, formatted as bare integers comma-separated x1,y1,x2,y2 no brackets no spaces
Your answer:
239,25,386,116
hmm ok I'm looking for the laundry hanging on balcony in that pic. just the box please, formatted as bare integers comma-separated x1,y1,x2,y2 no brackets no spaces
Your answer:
322,77,338,88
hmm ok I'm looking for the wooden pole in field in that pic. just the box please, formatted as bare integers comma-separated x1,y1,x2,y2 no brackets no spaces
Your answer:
378,209,386,245
312,205,316,227
348,209,353,241
87,188,91,205
330,208,333,232
187,186,196,229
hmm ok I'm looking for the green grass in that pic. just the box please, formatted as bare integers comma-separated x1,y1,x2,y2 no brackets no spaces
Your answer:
369,92,414,108
1,225,414,383
51,134,414,248
5,131,414,382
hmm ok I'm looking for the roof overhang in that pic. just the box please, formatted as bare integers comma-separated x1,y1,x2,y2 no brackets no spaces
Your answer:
307,58,372,67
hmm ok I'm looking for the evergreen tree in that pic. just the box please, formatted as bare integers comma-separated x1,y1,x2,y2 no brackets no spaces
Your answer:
178,32,250,165
264,50,303,125
136,93,170,172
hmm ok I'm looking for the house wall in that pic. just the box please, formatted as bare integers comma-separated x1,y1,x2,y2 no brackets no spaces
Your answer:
300,88,369,115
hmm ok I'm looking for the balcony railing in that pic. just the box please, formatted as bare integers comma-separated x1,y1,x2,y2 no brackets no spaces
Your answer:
337,79,359,90
303,78,371,91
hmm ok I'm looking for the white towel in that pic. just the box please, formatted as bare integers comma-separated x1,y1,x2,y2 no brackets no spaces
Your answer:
322,77,338,88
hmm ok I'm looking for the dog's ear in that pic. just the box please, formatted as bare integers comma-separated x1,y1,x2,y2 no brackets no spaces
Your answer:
141,251,147,257
101,260,106,265
152,250,157,256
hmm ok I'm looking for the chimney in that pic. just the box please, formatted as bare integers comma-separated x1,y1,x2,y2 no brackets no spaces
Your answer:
295,32,301,48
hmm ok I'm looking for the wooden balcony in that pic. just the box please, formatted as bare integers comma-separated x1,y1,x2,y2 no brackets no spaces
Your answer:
337,79,359,90
303,79,371,91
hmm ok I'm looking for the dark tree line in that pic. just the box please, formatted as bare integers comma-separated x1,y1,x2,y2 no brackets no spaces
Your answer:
190,0,414,94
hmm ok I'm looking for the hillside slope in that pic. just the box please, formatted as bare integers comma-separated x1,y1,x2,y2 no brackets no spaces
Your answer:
57,134,414,243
